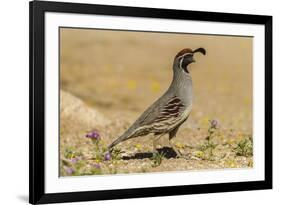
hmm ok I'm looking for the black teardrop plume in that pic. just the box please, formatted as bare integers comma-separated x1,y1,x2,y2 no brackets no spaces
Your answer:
193,47,206,55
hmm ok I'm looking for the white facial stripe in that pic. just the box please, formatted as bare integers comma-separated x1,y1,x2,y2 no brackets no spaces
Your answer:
180,57,184,70
179,53,193,71
177,53,193,59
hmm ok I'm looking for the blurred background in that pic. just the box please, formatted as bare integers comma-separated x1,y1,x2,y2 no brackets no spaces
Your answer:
60,28,252,132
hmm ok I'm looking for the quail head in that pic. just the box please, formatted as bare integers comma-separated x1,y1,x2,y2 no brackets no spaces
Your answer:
108,47,206,157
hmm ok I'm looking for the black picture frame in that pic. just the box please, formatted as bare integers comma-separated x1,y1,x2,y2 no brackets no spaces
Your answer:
29,0,272,204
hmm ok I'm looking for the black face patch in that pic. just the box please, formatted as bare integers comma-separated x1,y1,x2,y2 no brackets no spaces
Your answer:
180,54,194,73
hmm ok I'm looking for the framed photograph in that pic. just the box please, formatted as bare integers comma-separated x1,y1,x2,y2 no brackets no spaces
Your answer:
29,0,272,204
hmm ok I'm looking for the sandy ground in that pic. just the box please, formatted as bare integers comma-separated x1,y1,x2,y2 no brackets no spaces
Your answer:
59,28,253,176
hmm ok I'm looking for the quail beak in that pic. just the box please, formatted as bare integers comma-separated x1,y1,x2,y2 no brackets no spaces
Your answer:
191,56,196,63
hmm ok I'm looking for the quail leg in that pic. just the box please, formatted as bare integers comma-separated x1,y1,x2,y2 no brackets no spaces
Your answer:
169,139,189,159
169,127,190,159
153,133,166,153
152,138,157,153
169,140,191,159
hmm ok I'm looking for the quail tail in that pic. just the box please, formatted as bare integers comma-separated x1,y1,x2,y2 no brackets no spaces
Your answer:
108,129,135,151
108,137,122,151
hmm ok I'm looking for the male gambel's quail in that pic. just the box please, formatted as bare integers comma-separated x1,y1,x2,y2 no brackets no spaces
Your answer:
108,47,206,157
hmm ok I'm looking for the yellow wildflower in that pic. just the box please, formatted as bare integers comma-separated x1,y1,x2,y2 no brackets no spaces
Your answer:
151,81,160,93
127,80,137,90
135,143,142,150
175,142,184,149
195,151,204,158
226,159,237,168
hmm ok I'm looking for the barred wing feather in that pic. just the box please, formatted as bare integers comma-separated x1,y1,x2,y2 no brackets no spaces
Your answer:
133,96,187,134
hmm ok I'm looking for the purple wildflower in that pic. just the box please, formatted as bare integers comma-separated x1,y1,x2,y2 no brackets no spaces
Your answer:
104,152,111,161
70,157,79,164
210,119,219,129
93,164,101,169
65,167,75,175
85,131,100,141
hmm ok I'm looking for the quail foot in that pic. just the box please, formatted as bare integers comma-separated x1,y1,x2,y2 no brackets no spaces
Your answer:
108,47,206,158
